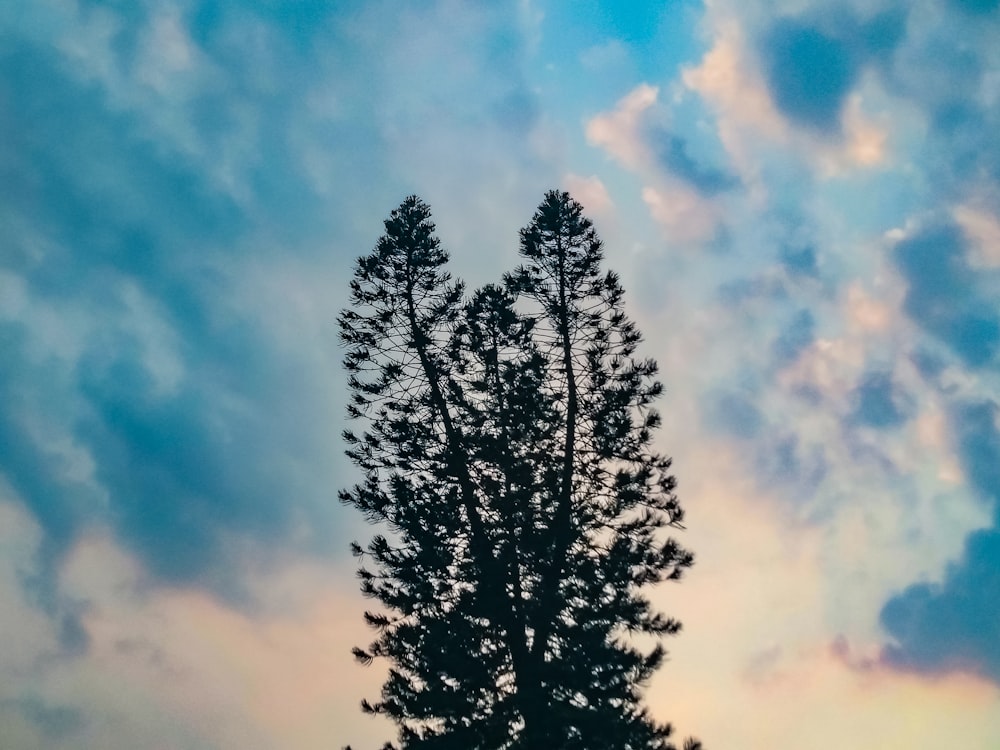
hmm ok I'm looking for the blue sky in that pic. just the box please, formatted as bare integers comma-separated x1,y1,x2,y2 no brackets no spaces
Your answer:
1,0,999,747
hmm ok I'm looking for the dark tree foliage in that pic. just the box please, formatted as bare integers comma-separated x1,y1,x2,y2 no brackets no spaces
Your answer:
339,192,700,750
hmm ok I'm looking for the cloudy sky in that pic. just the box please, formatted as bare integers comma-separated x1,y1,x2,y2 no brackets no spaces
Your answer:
2,0,1000,747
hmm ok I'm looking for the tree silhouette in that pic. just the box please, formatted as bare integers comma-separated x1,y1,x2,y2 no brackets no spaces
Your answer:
339,191,699,750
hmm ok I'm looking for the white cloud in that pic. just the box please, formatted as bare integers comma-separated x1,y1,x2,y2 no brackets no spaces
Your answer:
585,83,659,171
642,183,722,244
586,85,726,245
0,523,393,750
845,281,893,333
563,173,614,217
639,442,1000,750
954,205,1000,268
681,21,782,185
135,9,196,94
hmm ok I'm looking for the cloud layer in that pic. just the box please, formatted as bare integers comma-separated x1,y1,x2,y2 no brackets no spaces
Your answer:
2,0,1000,747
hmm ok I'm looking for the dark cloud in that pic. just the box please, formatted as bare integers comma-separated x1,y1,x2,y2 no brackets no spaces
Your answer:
880,399,1000,683
0,323,98,654
649,129,738,195
849,371,912,429
879,144,999,677
757,8,908,133
952,400,1000,505
906,38,991,179
0,0,548,635
909,347,947,382
772,308,815,366
0,696,85,741
0,43,244,295
892,223,1000,368
0,17,346,616
874,6,1000,194
857,7,908,61
779,243,818,278
760,20,859,132
881,528,1000,682
74,335,329,594
704,391,763,438
0,324,94,548
765,433,827,495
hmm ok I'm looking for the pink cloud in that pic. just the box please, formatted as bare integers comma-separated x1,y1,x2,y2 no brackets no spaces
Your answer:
682,18,890,182
50,535,394,749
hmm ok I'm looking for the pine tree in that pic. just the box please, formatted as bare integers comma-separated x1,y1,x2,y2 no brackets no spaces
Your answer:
339,192,699,750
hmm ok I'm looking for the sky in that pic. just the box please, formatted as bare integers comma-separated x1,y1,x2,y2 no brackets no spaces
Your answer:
1,0,999,747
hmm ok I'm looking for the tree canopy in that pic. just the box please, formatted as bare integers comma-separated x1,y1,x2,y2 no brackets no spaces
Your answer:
339,191,699,750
